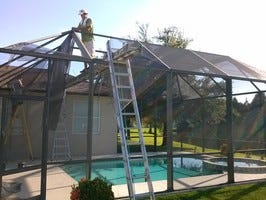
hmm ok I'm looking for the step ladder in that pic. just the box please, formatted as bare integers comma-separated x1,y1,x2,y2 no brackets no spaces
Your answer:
52,102,71,160
106,40,155,200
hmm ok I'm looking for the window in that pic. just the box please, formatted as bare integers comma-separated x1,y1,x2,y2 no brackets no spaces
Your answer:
72,99,100,134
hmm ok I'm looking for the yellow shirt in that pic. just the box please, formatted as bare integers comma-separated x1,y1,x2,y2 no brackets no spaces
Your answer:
78,17,94,42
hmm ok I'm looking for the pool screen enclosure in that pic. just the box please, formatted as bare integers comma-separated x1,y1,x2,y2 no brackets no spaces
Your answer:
1,30,266,199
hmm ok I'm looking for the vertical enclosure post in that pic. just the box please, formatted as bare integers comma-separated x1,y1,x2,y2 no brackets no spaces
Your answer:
0,97,7,198
259,92,266,157
86,62,94,180
153,103,158,152
264,94,266,157
40,59,52,200
226,78,234,183
167,71,173,191
201,99,206,152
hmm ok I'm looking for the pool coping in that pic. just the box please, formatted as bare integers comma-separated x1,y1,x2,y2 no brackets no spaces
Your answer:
203,157,266,174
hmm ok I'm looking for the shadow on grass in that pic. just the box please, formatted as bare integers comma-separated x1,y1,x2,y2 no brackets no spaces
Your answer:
159,182,266,200
226,182,266,200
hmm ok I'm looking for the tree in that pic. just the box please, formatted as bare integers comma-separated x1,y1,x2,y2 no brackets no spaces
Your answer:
136,24,193,147
155,26,193,48
250,92,265,109
136,22,152,43
135,23,192,49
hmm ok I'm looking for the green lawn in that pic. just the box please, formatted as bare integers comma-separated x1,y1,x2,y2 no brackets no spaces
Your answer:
118,128,265,159
117,129,218,153
153,182,266,200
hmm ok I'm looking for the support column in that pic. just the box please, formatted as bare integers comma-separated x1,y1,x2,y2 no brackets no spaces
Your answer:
0,97,7,198
226,78,234,183
40,59,52,200
153,103,158,152
201,99,206,152
166,71,173,191
264,94,266,157
259,92,266,157
86,62,94,180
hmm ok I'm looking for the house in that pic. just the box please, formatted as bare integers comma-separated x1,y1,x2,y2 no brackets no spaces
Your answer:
0,84,117,162
0,57,117,162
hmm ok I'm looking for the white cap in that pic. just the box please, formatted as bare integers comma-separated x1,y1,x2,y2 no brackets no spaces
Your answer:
79,9,88,15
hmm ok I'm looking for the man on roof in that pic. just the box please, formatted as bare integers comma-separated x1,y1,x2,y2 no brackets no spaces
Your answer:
75,9,94,58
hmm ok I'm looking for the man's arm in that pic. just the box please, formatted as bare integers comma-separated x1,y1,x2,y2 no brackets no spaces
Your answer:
72,22,81,32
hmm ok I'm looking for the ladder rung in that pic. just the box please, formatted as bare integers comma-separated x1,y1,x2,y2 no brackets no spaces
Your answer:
117,85,131,89
55,129,66,132
122,112,135,116
134,192,153,199
129,157,145,163
120,98,132,102
55,132,67,135
123,126,138,130
54,145,67,148
114,72,129,76
132,173,147,180
127,141,140,146
55,138,67,140
55,137,66,140
54,142,67,145
53,152,67,155
54,140,67,143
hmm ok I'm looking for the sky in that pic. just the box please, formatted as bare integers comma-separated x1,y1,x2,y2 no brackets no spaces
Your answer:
1,0,266,72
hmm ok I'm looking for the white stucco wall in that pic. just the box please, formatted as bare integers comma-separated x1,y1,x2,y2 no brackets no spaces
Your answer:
2,94,117,161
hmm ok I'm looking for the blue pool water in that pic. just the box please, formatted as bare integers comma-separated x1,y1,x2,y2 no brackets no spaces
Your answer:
62,157,220,185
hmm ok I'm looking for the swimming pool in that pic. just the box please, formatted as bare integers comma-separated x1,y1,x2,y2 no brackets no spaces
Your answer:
62,156,221,185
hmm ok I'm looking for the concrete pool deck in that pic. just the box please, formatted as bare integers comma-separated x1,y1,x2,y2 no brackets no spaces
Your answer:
2,166,266,199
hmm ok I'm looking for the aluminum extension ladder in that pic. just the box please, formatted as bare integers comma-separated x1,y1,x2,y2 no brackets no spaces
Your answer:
106,40,155,200
52,102,71,160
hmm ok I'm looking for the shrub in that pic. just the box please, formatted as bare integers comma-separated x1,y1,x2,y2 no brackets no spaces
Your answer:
70,177,114,200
